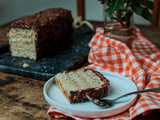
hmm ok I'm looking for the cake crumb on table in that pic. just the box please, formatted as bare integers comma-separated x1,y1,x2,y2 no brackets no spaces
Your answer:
23,63,29,68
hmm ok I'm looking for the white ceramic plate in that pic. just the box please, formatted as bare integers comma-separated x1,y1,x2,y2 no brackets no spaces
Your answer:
43,70,138,118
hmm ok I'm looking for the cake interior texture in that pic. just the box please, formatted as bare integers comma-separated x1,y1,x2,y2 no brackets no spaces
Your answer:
54,68,110,103
9,28,37,60
8,8,73,60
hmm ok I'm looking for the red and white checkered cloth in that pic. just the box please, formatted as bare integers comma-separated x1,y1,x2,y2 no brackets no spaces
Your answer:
48,27,160,119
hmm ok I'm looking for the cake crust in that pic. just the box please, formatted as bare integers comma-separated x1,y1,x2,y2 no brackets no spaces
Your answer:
54,68,110,104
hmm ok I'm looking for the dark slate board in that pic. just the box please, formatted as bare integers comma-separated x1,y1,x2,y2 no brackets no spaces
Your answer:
0,26,93,80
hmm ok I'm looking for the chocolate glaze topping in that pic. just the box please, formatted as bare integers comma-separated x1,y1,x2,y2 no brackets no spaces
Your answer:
10,8,73,31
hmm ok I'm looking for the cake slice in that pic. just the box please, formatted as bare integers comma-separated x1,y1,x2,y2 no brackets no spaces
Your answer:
54,68,110,104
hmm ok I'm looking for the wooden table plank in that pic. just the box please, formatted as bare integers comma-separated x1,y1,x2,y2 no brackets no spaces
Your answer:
0,72,51,120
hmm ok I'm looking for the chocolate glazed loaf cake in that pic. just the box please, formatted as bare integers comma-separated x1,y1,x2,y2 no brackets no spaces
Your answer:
8,8,73,60
54,68,110,104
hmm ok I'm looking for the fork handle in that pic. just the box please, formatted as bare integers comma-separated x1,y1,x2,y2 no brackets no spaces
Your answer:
115,87,160,101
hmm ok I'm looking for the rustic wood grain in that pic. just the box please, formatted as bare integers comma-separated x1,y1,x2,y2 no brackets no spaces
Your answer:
0,72,52,120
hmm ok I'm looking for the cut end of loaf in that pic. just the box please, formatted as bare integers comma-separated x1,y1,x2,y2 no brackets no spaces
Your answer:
8,28,37,60
54,68,110,104
8,8,73,60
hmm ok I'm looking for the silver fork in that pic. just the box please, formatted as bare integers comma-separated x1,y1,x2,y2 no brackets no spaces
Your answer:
86,87,160,108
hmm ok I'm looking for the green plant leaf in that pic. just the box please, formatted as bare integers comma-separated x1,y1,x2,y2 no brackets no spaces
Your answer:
105,0,125,17
140,0,154,10
104,0,112,4
141,7,153,22
131,3,144,15
126,0,133,7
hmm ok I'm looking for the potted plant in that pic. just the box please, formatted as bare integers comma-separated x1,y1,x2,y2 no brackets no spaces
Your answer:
98,0,154,49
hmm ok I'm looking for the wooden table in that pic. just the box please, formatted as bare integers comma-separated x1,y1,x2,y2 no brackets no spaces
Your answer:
0,22,160,120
